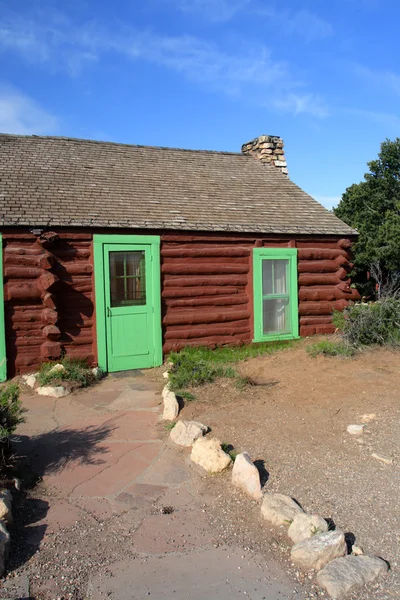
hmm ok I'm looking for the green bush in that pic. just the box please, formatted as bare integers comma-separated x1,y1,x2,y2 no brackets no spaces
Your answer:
37,357,95,388
168,350,235,390
341,298,400,347
307,340,356,358
0,383,25,474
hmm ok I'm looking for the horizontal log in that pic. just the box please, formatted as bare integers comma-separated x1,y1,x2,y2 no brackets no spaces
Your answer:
299,299,348,316
162,286,240,298
58,317,93,328
58,263,93,276
338,239,353,249
12,322,43,332
298,271,349,286
299,286,354,302
54,249,91,259
300,326,316,336
60,335,93,346
57,233,92,241
4,247,43,256
41,341,62,359
315,325,336,334
11,310,42,323
42,325,61,340
161,247,251,258
162,264,249,275
4,266,42,279
162,235,258,243
38,272,59,292
163,309,250,326
165,295,248,308
165,325,251,340
164,275,248,287
297,248,349,261
6,284,41,300
300,316,333,325
163,257,250,267
41,308,58,325
163,333,250,354
296,241,352,250
298,260,340,274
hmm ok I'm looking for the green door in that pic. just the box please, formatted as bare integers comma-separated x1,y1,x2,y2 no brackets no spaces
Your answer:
94,235,162,373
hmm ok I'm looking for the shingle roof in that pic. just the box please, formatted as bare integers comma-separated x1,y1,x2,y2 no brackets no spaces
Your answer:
0,134,357,236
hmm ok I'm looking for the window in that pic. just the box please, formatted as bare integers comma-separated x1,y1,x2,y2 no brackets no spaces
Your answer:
253,248,299,341
109,251,146,307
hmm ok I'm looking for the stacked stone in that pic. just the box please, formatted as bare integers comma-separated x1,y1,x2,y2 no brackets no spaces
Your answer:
241,135,288,176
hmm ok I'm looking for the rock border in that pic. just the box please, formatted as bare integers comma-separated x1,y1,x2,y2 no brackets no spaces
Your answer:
160,364,390,599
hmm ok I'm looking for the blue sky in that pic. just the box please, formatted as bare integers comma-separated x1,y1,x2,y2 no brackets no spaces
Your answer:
1,0,400,209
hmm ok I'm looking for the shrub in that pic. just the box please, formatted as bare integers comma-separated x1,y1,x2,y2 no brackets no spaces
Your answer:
307,340,356,358
0,383,25,475
341,298,400,347
37,357,95,388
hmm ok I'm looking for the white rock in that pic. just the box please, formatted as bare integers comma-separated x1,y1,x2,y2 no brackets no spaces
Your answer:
162,390,179,421
351,545,364,556
0,521,10,577
0,489,13,525
316,555,388,599
291,530,347,571
231,452,262,500
48,363,66,374
163,371,169,379
170,420,208,446
261,493,304,527
36,386,70,398
288,513,329,545
161,383,171,399
92,367,104,379
371,453,393,465
190,437,232,473
347,424,364,435
25,374,37,388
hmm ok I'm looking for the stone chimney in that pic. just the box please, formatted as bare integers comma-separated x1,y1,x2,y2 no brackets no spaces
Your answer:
241,135,288,176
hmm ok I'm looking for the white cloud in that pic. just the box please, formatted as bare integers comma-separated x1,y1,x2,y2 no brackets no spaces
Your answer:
0,9,328,118
314,195,341,210
273,93,330,118
0,87,59,134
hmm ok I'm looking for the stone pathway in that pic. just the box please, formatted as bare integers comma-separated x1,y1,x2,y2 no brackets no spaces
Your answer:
3,372,304,599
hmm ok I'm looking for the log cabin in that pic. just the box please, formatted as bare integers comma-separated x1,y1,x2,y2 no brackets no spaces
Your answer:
0,133,358,380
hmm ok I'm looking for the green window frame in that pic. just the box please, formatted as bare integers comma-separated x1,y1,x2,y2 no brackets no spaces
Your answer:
253,247,299,342
0,234,6,381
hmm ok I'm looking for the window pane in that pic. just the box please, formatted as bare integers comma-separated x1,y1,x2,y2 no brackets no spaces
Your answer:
262,260,273,295
263,298,290,334
274,259,288,294
109,251,146,307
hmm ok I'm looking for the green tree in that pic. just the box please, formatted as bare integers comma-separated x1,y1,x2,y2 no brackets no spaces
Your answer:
334,138,400,294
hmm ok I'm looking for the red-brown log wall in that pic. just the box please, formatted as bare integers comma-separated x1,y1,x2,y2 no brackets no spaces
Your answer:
3,231,95,375
2,229,358,375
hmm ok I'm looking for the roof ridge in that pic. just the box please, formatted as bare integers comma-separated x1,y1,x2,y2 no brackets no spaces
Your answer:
0,132,247,158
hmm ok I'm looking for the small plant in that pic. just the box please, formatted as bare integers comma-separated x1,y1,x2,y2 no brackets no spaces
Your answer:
221,443,238,461
164,422,176,431
0,383,25,476
310,525,323,536
175,391,197,402
37,357,95,388
307,340,356,358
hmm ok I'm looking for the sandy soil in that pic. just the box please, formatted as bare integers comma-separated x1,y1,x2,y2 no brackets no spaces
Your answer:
176,341,400,599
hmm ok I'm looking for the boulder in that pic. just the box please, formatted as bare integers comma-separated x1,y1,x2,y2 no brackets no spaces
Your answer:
25,374,37,388
162,390,179,421
170,420,208,446
231,452,262,500
288,513,329,544
0,489,12,525
161,383,171,399
261,493,304,527
190,438,232,473
291,530,347,571
316,555,389,599
37,386,70,398
48,363,66,375
0,521,10,577
92,367,104,379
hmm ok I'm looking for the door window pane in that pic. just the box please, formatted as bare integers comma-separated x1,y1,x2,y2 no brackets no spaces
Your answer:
263,298,290,334
262,259,288,295
109,251,146,307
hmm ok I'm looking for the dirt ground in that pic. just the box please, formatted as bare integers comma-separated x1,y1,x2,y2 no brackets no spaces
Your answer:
170,340,399,599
